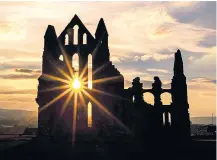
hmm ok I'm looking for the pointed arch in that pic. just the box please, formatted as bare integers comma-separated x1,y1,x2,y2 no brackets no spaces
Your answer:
163,112,165,126
88,54,92,89
83,33,87,44
73,25,79,45
168,112,171,126
88,102,92,127
65,34,69,45
72,53,79,76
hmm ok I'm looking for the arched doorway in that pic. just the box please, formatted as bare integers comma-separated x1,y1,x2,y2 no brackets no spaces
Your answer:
73,25,79,45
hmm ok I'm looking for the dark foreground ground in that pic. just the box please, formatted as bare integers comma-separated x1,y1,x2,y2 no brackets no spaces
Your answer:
0,136,216,160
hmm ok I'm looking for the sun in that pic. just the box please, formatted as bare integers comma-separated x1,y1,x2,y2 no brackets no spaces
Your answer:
70,77,82,91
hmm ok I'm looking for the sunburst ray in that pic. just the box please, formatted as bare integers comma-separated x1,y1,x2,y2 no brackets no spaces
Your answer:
39,84,69,93
92,62,109,77
57,40,74,77
78,91,86,107
46,57,72,81
59,91,74,117
81,89,131,133
42,73,69,84
83,86,126,100
72,92,78,144
88,75,122,85
79,63,88,81
39,88,71,113
56,66,72,81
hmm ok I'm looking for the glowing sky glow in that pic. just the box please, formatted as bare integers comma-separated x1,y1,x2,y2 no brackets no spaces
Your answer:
0,2,216,117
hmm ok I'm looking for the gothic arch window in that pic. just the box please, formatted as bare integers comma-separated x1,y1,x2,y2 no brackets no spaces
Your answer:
88,54,92,89
72,53,79,76
143,92,154,105
168,112,171,126
59,55,64,61
65,34,69,45
73,25,79,45
83,33,87,44
88,102,92,127
163,112,165,126
161,92,172,105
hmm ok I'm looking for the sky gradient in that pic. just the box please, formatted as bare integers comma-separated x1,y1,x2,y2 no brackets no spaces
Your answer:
0,2,216,117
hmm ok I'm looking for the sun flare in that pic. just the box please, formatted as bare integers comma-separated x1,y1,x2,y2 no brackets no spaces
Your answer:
71,78,82,91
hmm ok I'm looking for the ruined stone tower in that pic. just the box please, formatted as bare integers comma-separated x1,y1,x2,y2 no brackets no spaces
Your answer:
36,15,124,142
171,49,191,141
36,15,190,144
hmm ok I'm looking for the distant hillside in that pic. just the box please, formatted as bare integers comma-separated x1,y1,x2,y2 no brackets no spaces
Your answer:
191,117,216,125
0,108,37,128
0,108,215,126
0,108,37,119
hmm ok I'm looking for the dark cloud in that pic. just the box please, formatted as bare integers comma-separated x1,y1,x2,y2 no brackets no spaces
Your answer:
0,63,41,71
0,74,40,79
186,77,216,90
15,68,41,73
212,80,216,84
0,49,41,71
198,33,216,48
0,89,37,95
168,2,216,29
188,77,216,84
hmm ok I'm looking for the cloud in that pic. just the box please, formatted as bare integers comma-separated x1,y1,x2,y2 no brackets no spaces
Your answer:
166,2,216,30
188,56,196,61
146,68,170,73
190,77,216,84
15,68,41,73
109,3,215,62
110,56,122,63
187,77,216,91
0,20,26,42
165,1,198,8
134,56,140,61
141,55,152,61
0,89,37,95
0,74,40,79
0,94,36,102
0,2,215,116
140,53,174,62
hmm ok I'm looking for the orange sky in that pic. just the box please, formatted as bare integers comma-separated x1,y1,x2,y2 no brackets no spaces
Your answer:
0,2,216,117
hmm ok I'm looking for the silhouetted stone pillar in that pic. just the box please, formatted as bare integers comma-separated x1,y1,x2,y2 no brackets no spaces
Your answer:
151,76,164,135
171,49,191,143
152,76,162,106
132,77,144,103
